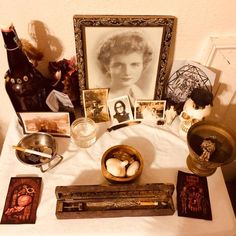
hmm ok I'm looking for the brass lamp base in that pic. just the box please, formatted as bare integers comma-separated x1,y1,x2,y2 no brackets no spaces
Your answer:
186,155,216,177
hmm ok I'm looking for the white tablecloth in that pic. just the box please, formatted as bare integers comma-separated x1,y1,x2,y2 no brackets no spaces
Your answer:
0,116,235,236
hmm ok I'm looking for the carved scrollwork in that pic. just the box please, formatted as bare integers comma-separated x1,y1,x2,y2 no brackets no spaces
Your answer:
73,15,176,105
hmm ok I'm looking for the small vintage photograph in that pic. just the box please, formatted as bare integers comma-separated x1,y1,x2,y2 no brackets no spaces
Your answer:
134,100,166,121
108,95,134,125
18,112,71,137
82,88,110,123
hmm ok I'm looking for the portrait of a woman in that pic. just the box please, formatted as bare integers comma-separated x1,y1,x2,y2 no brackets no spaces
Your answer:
84,26,163,105
97,31,153,105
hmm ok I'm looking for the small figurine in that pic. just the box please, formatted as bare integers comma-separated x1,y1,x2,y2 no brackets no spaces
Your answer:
199,137,216,161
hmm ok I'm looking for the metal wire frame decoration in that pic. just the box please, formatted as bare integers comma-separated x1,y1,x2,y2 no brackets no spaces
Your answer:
166,64,213,104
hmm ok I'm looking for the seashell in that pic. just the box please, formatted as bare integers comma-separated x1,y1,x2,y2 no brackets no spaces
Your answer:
106,158,128,177
127,161,140,177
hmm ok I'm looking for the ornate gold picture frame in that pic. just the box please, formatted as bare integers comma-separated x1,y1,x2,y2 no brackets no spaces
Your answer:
73,15,176,106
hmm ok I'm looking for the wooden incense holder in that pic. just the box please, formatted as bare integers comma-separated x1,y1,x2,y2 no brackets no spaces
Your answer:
55,183,175,219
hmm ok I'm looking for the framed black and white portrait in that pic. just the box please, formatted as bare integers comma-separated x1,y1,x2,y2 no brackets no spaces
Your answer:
73,15,176,106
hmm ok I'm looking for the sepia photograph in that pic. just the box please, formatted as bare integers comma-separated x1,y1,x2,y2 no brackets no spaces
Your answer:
82,88,110,123
134,100,166,121
87,28,161,106
73,15,176,105
18,112,71,137
108,95,134,125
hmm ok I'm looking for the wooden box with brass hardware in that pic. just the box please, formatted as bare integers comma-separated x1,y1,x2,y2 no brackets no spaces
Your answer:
55,183,175,219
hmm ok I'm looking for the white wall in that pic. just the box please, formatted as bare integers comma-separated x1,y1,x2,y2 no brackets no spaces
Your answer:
1,0,236,151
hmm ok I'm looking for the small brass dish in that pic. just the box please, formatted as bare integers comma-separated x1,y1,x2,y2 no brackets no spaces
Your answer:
101,145,143,183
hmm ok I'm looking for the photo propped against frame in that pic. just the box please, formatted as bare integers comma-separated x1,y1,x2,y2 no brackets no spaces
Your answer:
82,88,110,123
73,15,176,106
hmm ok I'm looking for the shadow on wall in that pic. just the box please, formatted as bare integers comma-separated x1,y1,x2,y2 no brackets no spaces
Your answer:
27,20,63,76
208,66,236,182
0,21,63,152
0,126,5,154
208,66,222,120
208,66,236,132
209,81,236,133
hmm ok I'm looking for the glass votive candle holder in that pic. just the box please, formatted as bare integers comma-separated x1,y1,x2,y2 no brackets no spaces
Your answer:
71,117,96,148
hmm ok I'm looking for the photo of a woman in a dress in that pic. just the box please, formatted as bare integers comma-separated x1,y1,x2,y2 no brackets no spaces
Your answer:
97,31,153,105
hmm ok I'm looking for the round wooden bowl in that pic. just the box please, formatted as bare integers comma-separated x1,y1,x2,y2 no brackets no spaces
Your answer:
101,145,143,183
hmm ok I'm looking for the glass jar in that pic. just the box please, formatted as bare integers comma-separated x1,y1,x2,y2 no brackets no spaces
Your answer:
71,117,96,148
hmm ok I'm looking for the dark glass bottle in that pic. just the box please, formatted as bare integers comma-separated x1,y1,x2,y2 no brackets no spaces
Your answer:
2,25,51,112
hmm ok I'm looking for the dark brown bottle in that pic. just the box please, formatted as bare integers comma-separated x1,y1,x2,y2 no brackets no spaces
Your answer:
2,24,51,112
